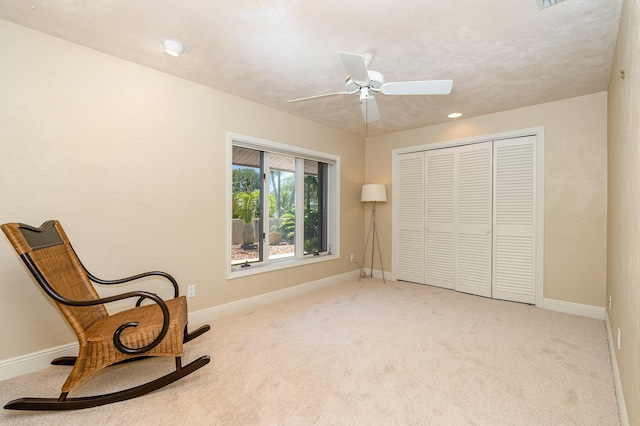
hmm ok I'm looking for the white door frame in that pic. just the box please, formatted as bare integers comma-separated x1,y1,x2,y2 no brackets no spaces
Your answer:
391,127,545,307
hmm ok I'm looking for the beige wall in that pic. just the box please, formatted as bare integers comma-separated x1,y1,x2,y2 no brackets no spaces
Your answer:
365,92,608,308
0,20,365,360
607,0,639,422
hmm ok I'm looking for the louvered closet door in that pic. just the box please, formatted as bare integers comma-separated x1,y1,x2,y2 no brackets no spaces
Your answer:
396,152,425,283
455,142,493,297
424,149,456,289
492,136,536,304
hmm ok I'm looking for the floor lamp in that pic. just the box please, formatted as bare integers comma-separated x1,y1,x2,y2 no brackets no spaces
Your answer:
360,184,387,283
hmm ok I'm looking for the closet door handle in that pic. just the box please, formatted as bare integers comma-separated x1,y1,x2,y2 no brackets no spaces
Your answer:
485,228,491,234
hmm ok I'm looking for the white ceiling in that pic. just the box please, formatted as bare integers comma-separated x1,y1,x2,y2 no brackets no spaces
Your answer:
0,0,623,137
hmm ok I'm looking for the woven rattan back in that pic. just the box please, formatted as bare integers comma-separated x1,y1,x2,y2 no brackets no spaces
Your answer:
1,221,108,342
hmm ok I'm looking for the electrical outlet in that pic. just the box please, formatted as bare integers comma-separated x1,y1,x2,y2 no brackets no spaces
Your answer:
608,295,611,310
350,254,355,262
187,285,196,298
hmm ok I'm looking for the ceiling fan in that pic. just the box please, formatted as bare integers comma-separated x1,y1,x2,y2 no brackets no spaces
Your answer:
288,52,453,123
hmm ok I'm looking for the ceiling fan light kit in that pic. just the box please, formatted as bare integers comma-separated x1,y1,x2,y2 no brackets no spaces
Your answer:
288,51,453,124
359,88,370,102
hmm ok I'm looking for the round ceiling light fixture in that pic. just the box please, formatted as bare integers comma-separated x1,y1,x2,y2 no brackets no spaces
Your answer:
448,112,462,119
162,38,186,57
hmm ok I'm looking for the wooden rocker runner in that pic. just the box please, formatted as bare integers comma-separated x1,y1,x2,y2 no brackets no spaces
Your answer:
1,220,211,410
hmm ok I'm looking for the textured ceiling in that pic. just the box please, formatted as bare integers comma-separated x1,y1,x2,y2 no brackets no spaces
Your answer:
0,0,623,137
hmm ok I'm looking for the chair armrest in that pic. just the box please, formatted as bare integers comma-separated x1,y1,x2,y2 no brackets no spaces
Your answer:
22,254,171,355
87,270,180,303
78,290,171,355
72,245,179,299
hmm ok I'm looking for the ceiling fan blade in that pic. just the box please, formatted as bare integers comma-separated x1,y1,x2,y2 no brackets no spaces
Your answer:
360,95,380,123
287,91,352,103
380,79,453,95
339,52,370,86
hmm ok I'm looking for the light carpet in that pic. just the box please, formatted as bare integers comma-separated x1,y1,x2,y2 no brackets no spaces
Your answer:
0,278,620,425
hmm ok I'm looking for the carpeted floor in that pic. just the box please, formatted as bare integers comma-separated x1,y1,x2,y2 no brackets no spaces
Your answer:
0,278,620,425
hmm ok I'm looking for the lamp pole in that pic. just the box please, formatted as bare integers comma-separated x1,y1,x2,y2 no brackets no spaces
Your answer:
360,200,385,283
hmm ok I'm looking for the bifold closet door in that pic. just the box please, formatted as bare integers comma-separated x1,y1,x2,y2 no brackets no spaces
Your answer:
454,142,493,297
424,148,456,289
492,136,537,304
395,136,538,303
396,152,425,283
397,144,493,293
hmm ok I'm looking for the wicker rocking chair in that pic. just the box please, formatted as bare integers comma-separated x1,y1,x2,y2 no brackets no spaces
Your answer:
1,220,210,410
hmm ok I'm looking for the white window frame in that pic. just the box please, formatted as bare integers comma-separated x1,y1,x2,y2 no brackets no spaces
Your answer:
226,132,340,279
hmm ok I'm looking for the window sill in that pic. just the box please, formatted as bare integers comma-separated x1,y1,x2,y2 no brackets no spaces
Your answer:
227,253,340,280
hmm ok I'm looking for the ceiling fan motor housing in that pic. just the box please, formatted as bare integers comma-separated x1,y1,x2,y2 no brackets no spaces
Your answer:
345,70,384,92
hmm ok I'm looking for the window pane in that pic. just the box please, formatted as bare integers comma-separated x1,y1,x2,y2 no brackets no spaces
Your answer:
303,160,327,255
232,146,262,266
268,153,295,260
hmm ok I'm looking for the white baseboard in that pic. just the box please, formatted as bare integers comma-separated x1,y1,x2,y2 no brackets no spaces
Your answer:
0,342,79,382
189,269,359,325
0,270,359,381
543,298,605,320
359,268,391,282
605,311,629,426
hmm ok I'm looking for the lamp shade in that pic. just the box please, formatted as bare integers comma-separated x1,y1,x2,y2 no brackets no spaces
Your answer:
361,184,387,202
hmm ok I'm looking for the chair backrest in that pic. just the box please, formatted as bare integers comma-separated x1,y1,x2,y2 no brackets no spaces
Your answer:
1,220,108,343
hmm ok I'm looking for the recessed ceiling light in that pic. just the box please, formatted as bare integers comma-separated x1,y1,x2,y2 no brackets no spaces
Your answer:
162,38,186,57
448,113,462,119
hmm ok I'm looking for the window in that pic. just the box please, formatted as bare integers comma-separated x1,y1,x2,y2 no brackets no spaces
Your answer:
228,133,339,277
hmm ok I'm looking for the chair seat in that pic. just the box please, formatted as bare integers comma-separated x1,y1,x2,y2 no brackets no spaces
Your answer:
64,296,188,392
87,296,187,347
